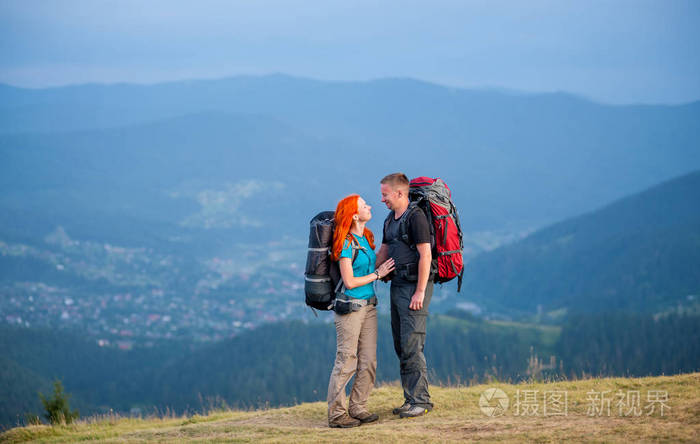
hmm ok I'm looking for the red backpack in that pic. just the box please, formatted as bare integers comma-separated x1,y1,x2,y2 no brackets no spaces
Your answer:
399,177,464,291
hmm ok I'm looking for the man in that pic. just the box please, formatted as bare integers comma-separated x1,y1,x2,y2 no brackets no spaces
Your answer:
376,172,434,418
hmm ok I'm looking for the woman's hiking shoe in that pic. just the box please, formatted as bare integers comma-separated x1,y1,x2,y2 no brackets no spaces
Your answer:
328,414,361,428
351,411,379,423
392,401,411,415
399,405,430,418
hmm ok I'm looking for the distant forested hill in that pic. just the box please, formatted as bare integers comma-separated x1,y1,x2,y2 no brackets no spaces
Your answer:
3,311,699,429
0,315,555,428
463,170,700,317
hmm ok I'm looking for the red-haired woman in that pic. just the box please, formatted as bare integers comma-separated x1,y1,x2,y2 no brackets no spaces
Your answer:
327,194,395,428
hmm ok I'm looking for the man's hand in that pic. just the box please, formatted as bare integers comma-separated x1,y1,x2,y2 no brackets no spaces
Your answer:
413,243,431,310
409,290,425,311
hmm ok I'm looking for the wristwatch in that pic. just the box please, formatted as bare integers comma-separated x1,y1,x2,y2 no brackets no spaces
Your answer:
374,270,381,280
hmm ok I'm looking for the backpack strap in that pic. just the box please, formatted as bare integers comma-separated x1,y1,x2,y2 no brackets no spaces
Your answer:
350,236,362,263
383,211,394,242
397,200,439,280
397,201,421,250
334,235,362,294
457,266,464,292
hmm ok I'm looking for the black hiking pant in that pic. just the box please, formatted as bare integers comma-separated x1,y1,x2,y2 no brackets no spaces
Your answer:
390,280,434,409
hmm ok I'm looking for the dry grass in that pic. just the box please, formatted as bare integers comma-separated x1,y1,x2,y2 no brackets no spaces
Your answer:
2,373,699,443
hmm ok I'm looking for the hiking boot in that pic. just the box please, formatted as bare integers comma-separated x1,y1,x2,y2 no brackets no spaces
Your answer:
392,401,411,415
329,413,362,428
399,405,430,418
351,411,379,424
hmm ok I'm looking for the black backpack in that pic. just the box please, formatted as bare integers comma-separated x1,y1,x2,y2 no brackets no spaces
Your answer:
304,211,360,311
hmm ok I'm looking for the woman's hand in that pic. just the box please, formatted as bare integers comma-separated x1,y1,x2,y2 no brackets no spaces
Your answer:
375,258,395,279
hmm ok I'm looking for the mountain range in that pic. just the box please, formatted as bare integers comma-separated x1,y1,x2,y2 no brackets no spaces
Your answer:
1,75,699,430
1,74,699,330
462,170,700,317
2,74,699,247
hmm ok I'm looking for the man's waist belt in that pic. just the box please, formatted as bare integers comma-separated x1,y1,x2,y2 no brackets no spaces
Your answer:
395,263,418,281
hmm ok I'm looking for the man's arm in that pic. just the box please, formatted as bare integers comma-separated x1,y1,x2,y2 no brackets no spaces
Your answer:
376,243,390,265
409,242,431,310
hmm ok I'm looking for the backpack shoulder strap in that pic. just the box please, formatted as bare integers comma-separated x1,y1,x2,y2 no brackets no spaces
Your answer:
350,235,362,263
383,211,394,240
397,201,421,247
335,235,362,293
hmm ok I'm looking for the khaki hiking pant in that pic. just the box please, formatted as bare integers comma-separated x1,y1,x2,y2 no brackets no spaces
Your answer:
327,303,378,421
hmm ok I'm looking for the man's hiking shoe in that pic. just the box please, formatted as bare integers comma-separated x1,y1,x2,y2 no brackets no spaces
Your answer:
351,411,379,424
328,414,361,428
392,401,411,415
399,405,430,418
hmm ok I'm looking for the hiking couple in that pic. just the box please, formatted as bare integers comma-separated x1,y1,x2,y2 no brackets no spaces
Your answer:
327,172,435,428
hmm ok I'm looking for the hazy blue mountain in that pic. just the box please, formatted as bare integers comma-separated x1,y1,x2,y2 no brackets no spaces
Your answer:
2,75,699,430
2,75,699,236
462,170,700,317
0,111,343,249
1,75,699,336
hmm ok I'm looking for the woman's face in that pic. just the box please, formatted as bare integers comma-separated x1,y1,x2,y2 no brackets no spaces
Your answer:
356,197,372,223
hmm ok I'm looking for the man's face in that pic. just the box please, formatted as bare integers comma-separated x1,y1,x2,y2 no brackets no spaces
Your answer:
380,183,399,210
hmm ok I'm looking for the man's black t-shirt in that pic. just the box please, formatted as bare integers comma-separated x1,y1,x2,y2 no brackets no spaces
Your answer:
382,206,431,285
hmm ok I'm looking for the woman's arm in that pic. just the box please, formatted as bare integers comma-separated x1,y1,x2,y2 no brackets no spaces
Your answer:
338,257,395,290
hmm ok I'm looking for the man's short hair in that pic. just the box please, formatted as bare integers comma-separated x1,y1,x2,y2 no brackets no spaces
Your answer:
380,173,409,192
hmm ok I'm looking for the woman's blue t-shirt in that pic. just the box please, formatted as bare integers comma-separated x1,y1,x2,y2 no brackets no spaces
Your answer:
339,234,376,300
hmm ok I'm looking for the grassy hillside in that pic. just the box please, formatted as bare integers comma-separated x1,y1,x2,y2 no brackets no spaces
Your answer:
2,373,698,443
0,315,559,426
4,312,699,430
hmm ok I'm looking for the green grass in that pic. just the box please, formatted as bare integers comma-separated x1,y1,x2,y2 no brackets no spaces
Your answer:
3,373,698,443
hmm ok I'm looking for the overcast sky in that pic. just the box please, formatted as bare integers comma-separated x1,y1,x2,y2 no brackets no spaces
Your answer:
1,0,698,104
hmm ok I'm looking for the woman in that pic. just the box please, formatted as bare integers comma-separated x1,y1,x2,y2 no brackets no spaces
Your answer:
327,194,395,428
